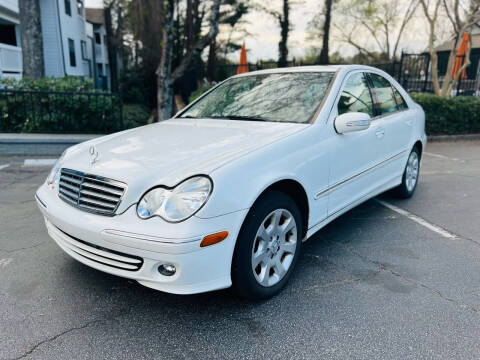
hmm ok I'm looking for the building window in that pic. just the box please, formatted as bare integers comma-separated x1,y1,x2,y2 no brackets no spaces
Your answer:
95,33,101,44
0,25,17,46
103,35,107,47
80,40,88,60
64,0,71,16
77,0,83,16
68,38,76,67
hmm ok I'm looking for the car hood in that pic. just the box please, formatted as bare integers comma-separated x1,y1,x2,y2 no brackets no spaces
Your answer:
62,118,308,211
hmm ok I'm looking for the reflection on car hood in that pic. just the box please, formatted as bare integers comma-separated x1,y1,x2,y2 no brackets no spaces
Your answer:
62,118,308,211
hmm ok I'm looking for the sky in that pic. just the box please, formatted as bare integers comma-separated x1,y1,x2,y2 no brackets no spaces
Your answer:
86,0,430,63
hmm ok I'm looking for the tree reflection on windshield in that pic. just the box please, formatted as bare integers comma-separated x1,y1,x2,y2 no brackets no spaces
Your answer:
180,72,334,124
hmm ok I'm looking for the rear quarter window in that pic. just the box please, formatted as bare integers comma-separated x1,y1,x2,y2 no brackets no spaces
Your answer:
392,86,409,110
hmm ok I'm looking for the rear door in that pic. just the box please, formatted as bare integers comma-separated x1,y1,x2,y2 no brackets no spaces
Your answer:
367,72,413,182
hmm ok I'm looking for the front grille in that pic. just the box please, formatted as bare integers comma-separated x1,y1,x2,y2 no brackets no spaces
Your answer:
58,168,127,216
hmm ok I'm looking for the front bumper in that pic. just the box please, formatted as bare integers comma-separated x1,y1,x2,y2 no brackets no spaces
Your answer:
36,183,248,295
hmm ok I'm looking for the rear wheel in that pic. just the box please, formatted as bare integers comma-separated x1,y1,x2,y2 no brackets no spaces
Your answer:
393,147,420,198
232,191,302,299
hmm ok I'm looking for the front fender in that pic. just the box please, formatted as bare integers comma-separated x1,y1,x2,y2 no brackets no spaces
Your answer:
195,125,330,230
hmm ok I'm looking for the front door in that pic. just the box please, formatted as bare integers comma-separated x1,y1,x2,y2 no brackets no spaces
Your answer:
325,71,387,216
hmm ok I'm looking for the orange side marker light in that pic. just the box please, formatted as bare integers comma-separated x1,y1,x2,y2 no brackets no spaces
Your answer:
200,231,229,247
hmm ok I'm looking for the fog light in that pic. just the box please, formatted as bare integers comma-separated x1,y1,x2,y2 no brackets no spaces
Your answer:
158,263,176,276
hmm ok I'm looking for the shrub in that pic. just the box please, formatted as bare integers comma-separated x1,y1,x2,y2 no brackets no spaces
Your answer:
0,77,123,133
0,76,95,92
119,67,152,107
411,93,480,135
122,104,151,129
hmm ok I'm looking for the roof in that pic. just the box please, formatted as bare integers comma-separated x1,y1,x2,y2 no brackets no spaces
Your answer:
434,33,480,52
233,65,340,78
85,8,105,25
232,64,385,78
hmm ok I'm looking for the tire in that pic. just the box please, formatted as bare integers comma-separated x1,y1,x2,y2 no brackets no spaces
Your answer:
232,190,303,300
393,146,420,199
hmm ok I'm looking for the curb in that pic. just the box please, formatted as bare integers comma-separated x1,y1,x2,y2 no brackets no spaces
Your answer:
427,134,480,142
0,134,100,156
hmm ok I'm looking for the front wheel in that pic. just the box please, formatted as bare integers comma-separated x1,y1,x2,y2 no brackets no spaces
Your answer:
393,147,420,198
232,191,302,299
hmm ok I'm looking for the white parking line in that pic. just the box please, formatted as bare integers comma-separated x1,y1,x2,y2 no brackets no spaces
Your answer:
424,151,464,163
23,159,57,167
0,258,13,268
375,199,458,239
0,164,10,170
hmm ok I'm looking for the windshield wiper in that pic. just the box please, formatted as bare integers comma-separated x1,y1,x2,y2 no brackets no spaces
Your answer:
209,115,272,122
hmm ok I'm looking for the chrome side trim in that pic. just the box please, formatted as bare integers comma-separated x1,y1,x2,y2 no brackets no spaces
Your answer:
307,174,402,236
314,149,408,200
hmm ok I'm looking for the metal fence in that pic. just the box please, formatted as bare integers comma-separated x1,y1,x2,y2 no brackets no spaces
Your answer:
0,90,123,133
395,53,480,95
207,52,480,96
207,59,317,83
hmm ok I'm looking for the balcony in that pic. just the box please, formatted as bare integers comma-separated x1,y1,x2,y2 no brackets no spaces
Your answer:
94,44,103,60
0,43,22,78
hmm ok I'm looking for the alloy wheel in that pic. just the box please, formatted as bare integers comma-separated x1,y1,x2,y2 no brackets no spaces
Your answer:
251,209,297,287
406,151,419,192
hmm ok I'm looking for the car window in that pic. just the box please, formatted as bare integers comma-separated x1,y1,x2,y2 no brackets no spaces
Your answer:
369,73,398,115
337,73,374,117
180,72,334,124
392,86,408,110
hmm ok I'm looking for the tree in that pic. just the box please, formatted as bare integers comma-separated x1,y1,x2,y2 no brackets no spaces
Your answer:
319,0,332,64
105,0,126,92
334,0,419,61
18,0,44,78
259,0,291,67
207,0,250,80
125,0,166,107
157,0,222,120
420,0,480,96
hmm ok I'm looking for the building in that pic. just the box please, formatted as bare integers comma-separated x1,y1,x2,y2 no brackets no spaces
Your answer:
0,0,110,89
85,7,110,90
434,25,480,80
0,0,22,79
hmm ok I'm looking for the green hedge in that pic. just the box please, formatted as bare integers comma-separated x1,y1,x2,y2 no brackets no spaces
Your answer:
411,93,480,135
122,104,151,129
0,77,149,133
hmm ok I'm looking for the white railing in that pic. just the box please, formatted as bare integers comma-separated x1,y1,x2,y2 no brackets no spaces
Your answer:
0,43,22,75
0,0,19,13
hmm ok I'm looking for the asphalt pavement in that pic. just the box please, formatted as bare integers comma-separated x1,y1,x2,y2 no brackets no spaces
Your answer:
1,141,480,360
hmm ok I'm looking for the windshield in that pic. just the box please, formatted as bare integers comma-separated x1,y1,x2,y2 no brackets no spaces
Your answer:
180,72,334,124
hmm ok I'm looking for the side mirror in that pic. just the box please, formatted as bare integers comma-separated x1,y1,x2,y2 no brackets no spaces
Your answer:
334,112,371,134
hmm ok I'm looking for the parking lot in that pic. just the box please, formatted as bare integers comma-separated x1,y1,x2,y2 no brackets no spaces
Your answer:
1,140,480,360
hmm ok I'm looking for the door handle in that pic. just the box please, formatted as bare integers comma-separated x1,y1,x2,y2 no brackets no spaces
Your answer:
405,119,413,126
375,128,385,138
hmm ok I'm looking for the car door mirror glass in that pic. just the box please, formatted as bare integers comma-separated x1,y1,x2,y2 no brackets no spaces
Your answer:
334,112,371,134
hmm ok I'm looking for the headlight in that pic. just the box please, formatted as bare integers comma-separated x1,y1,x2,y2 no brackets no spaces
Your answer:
46,151,66,185
137,176,213,222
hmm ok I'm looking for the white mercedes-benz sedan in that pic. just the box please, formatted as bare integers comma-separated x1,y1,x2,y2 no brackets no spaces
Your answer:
36,65,426,299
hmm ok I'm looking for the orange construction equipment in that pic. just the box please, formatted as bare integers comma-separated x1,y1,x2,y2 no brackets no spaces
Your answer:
237,42,249,74
452,32,469,80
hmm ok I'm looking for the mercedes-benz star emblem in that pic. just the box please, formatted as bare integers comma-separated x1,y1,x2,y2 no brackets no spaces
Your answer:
89,146,99,165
